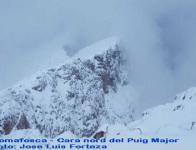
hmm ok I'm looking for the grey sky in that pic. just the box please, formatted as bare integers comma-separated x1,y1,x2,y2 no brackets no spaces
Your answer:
1,0,196,109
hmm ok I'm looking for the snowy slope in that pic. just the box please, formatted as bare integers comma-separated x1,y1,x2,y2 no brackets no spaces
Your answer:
127,87,196,136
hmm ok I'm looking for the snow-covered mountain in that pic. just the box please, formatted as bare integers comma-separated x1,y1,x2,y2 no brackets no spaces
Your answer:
1,36,196,150
0,37,136,138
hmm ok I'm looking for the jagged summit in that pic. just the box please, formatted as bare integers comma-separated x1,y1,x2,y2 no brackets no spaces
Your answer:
73,37,120,60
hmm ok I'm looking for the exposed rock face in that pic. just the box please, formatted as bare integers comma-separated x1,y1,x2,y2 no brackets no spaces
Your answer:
0,44,131,138
93,131,105,139
16,113,30,130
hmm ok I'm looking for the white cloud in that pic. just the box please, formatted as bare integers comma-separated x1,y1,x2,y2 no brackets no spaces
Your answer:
1,0,196,110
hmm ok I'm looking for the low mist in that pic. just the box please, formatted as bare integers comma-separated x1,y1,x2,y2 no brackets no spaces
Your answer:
1,0,196,110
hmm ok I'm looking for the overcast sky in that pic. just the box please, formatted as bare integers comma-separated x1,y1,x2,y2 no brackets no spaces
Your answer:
1,0,196,109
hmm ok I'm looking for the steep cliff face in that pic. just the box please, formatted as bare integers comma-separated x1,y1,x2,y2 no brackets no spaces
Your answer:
0,38,135,138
